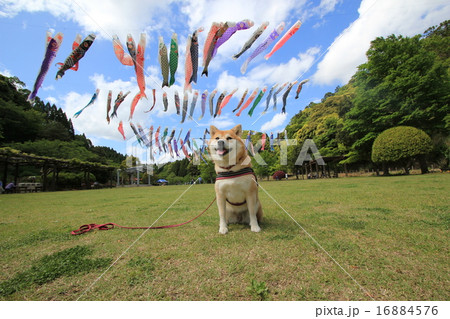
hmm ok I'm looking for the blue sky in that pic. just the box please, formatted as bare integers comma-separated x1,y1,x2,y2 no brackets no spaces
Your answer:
1,0,449,164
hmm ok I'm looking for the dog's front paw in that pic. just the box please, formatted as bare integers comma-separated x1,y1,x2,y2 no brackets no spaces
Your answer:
251,225,261,233
219,227,228,235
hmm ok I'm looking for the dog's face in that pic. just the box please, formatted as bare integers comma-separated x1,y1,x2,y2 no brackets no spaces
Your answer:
209,124,245,166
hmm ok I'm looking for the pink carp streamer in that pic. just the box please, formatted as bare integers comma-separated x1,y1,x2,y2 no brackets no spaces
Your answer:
264,20,302,60
118,121,126,140
261,133,267,151
236,88,259,116
217,88,238,116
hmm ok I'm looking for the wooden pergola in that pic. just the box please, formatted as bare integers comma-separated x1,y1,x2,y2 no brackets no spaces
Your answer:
0,147,117,191
295,156,347,179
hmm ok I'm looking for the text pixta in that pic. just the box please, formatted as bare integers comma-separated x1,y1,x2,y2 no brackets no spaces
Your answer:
316,306,359,318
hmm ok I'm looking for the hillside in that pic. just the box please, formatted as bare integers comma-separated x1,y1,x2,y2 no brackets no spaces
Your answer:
0,74,126,188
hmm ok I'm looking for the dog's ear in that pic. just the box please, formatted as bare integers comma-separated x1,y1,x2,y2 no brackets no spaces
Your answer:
210,125,218,137
231,124,242,137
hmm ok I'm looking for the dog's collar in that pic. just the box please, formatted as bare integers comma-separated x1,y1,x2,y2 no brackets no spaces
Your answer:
216,167,255,180
219,164,235,170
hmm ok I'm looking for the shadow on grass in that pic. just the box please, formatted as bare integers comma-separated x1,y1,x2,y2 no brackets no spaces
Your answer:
0,230,75,251
0,245,111,297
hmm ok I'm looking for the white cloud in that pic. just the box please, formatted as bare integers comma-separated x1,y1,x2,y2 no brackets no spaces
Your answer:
45,96,57,105
0,67,12,77
215,72,255,95
61,73,138,141
207,113,236,129
260,112,288,132
1,0,334,44
248,46,319,83
312,0,342,18
126,142,149,163
216,46,319,97
42,84,55,91
181,0,307,35
313,0,450,85
0,0,172,40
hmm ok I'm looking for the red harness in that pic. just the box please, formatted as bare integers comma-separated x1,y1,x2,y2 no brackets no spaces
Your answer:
226,199,246,206
215,167,257,206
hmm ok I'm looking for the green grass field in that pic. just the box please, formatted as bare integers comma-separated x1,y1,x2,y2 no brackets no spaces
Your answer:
0,174,448,301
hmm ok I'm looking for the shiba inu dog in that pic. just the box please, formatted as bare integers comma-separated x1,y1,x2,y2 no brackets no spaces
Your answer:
209,124,263,234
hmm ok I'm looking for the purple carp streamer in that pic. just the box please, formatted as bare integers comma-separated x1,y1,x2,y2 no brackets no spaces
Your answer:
212,20,253,58
240,22,285,74
232,21,269,60
202,22,233,77
28,31,63,101
199,90,208,120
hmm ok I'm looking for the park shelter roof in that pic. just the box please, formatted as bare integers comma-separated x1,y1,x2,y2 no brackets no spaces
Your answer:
0,147,117,191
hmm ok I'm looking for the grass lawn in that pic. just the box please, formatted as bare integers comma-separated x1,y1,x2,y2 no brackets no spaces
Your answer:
0,173,448,301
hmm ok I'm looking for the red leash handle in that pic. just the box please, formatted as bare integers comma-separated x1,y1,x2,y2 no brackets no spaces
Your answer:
71,223,116,235
71,197,216,235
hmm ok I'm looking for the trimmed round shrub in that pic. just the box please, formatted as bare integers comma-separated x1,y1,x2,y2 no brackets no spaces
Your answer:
372,126,432,164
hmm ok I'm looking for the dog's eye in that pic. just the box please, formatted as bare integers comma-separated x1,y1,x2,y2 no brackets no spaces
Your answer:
226,136,232,140
215,137,219,140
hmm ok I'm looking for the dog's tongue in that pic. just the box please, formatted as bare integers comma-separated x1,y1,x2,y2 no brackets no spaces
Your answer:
217,149,226,155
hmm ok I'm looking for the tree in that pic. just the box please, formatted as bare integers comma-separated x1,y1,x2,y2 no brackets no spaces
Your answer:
422,20,449,67
90,146,126,165
372,126,432,174
0,74,77,143
198,160,215,183
344,33,449,163
284,86,353,171
252,150,278,180
187,160,200,178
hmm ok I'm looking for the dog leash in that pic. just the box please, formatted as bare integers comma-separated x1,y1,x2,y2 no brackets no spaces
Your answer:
71,197,216,235
71,169,257,235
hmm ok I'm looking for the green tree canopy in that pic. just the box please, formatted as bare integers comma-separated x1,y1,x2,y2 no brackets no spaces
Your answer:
344,32,449,162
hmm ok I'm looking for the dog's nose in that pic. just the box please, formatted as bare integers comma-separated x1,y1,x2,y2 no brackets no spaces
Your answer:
217,140,225,149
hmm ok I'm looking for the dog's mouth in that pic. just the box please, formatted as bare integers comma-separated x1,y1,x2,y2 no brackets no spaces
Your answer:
215,147,231,156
